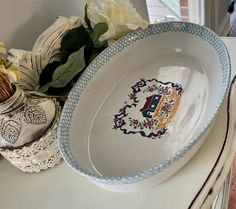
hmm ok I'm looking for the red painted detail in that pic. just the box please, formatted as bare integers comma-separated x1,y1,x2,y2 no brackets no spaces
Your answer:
140,95,153,112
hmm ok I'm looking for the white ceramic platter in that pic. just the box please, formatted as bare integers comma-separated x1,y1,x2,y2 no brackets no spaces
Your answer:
58,22,231,192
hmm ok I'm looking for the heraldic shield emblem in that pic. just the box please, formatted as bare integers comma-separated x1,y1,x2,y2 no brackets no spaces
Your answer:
113,78,183,139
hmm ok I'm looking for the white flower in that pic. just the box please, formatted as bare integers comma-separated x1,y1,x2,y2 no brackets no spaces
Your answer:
87,0,149,42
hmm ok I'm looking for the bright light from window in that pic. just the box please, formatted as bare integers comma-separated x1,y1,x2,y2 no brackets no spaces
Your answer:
146,0,201,24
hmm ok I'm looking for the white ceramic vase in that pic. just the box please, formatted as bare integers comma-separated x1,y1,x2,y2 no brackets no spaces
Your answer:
0,85,56,148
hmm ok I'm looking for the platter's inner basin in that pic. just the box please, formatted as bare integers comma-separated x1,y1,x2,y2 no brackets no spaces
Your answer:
61,23,229,186
86,52,209,177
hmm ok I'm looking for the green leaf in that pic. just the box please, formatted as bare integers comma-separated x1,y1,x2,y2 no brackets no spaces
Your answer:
39,47,86,93
88,50,99,64
39,61,60,86
90,22,108,48
60,25,91,64
84,4,92,30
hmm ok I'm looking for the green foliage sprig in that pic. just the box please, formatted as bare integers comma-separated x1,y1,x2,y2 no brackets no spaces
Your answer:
39,5,108,98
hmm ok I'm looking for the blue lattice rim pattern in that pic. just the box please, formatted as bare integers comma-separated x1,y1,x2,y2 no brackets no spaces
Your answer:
58,22,231,185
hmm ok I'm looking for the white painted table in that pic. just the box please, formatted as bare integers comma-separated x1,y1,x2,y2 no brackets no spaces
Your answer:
0,37,236,209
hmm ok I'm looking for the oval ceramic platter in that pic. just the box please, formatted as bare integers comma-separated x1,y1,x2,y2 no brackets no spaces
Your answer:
58,22,231,192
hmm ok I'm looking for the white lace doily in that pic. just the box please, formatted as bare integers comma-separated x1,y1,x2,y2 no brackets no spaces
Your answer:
0,100,62,172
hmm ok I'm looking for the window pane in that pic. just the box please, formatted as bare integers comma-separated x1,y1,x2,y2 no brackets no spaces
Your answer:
146,0,201,24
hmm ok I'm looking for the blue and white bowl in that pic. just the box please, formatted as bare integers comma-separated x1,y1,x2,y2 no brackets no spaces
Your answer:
58,22,231,192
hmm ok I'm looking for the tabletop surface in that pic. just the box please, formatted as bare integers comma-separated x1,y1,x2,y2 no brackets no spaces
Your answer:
0,37,236,209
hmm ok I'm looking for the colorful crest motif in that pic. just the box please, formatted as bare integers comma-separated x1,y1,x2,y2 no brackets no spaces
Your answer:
113,78,183,139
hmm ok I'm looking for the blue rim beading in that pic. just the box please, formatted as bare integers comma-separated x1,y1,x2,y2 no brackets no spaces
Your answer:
58,22,231,185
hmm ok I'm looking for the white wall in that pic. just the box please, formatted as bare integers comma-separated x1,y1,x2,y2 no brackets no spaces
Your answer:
0,0,86,50
0,0,148,50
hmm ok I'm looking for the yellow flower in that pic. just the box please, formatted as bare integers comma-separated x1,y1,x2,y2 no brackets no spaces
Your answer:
0,63,21,83
0,41,21,82
5,63,21,82
87,0,148,42
0,41,6,55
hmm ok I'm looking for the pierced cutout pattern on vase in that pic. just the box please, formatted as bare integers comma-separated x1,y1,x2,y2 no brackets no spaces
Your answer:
0,119,22,144
23,105,47,125
113,78,183,139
